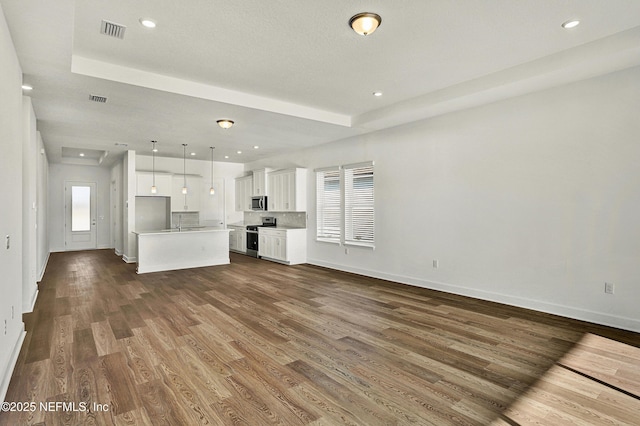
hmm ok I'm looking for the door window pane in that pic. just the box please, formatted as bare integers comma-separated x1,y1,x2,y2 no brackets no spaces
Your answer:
72,186,91,231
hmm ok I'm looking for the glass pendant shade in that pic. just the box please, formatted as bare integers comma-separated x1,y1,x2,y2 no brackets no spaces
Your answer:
151,185,157,194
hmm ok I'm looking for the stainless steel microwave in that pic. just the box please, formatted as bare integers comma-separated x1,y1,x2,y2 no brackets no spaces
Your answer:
251,196,267,211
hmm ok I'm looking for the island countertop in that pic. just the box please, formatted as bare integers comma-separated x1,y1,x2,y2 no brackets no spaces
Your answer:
133,226,231,235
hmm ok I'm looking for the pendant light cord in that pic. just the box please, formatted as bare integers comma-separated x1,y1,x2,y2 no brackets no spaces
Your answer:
183,144,187,187
152,141,156,186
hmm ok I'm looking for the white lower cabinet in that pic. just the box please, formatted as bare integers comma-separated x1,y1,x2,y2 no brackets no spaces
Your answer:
228,225,246,253
258,228,306,265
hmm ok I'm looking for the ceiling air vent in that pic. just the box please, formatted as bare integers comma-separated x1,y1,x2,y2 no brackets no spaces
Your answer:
100,20,126,39
89,94,108,103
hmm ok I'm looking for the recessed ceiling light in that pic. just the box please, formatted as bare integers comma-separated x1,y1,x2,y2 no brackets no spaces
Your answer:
236,150,242,154
224,155,229,159
21,84,33,91
373,91,382,97
190,152,196,156
253,145,259,149
139,18,156,28
79,153,85,157
562,19,580,29
152,147,158,152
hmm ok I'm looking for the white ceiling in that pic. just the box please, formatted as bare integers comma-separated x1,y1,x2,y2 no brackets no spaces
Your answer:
2,0,640,166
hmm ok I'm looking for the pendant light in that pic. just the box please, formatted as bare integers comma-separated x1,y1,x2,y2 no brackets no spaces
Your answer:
150,140,158,194
209,146,216,195
181,143,188,194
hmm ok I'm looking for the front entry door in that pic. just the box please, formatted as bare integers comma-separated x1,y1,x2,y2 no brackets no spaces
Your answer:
65,181,97,250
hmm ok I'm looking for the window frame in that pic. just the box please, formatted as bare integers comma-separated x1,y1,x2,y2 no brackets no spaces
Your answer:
343,161,375,249
314,161,375,249
315,166,341,244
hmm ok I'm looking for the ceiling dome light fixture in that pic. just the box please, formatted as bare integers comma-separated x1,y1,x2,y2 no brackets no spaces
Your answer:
139,18,156,28
217,119,234,129
349,12,381,36
22,84,33,91
562,19,580,29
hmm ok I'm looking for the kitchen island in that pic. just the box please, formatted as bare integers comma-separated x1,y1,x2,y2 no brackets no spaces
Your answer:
134,227,233,274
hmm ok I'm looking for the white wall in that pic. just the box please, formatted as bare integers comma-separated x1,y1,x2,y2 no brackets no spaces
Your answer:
0,3,26,401
122,151,137,262
36,132,49,281
247,66,640,332
110,161,123,255
21,96,38,312
48,164,112,252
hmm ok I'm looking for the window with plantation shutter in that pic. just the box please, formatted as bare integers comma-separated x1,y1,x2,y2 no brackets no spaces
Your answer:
344,162,374,247
315,167,341,243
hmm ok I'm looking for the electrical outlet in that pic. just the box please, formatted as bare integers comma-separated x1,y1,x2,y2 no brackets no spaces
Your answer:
345,248,349,255
4,319,6,335
604,282,614,294
432,260,439,269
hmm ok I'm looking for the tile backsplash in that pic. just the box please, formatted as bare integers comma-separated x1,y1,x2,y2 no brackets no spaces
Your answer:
171,211,200,228
245,211,307,228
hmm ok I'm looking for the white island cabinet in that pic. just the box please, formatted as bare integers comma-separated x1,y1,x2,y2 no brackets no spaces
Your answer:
134,227,231,274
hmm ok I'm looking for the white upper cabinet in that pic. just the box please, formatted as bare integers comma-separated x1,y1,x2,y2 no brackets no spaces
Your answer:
171,175,202,212
267,168,307,212
234,175,253,211
136,172,172,197
252,168,271,196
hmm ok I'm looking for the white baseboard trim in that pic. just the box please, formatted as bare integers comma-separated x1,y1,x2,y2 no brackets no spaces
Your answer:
0,329,26,403
26,289,39,314
37,251,50,282
122,254,137,263
307,258,640,333
115,249,123,256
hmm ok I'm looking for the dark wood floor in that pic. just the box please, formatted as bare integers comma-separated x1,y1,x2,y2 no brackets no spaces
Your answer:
2,250,639,425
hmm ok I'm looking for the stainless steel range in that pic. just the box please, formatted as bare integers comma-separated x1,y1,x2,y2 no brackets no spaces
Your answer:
246,216,276,257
